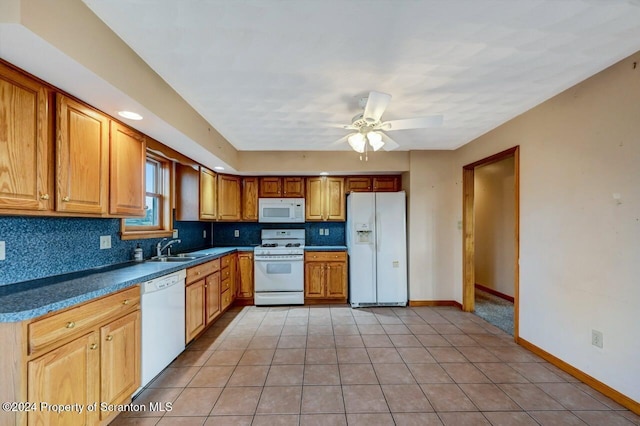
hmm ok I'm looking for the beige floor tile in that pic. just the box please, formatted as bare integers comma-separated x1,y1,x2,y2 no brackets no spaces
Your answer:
148,366,200,388
381,384,433,412
482,411,538,425
339,363,379,385
438,412,490,425
392,413,443,425
217,337,251,350
247,336,279,349
537,383,609,410
124,387,181,418
572,410,636,426
333,325,360,335
488,346,541,363
237,349,275,365
204,350,244,366
459,383,521,411
440,362,490,383
407,364,453,384
303,364,340,385
389,334,422,347
265,364,304,386
306,334,335,348
508,362,565,382
375,313,403,325
203,415,252,425
110,417,161,425
307,325,334,335
498,383,564,410
528,410,588,425
300,413,347,426
281,325,308,335
170,350,213,367
335,335,365,347
156,417,206,426
443,334,478,346
252,414,300,425
354,316,380,325
420,383,477,411
254,325,283,336
346,413,395,425
278,335,307,348
337,347,370,364
342,385,389,413
406,324,438,335
361,334,394,348
187,366,234,387
227,365,269,386
165,387,222,417
210,387,262,415
301,385,345,414
416,334,452,347
396,347,436,364
273,348,306,364
305,348,337,364
256,386,302,414
427,347,468,363
366,347,403,363
474,362,528,383
456,346,500,362
373,363,416,384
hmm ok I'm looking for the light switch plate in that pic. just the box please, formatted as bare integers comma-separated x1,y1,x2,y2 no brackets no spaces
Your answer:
173,229,179,238
325,228,330,236
100,235,111,249
0,241,5,260
319,229,325,236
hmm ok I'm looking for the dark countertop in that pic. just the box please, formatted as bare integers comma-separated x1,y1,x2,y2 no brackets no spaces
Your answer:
0,247,243,323
304,246,348,251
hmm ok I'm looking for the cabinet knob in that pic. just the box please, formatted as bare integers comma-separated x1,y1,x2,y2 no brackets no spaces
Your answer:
89,343,98,350
122,299,130,305
105,335,113,342
62,196,70,202
66,321,75,329
40,194,50,200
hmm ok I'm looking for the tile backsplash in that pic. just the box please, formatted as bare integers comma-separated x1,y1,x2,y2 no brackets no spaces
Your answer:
213,222,345,247
0,216,210,286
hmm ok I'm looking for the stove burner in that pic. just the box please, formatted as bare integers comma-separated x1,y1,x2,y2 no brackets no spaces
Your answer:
261,243,278,248
285,243,301,247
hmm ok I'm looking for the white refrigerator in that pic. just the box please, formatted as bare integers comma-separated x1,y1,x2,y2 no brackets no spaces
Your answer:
347,191,407,307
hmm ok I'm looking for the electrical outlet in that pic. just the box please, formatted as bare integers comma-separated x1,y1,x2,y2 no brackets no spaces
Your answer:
234,230,239,238
173,229,179,238
325,228,330,236
0,241,5,261
319,229,324,236
592,329,603,348
203,230,207,238
100,235,111,249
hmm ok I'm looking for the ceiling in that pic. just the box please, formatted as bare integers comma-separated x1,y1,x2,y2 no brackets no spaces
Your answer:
82,0,640,152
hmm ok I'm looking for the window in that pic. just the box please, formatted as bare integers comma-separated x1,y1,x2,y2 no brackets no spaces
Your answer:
121,152,173,239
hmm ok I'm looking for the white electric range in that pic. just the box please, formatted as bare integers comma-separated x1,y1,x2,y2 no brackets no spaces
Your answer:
254,229,305,305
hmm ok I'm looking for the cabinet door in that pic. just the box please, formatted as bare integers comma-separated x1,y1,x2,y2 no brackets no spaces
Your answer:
109,121,146,216
373,176,400,192
259,177,282,197
325,177,345,220
56,95,109,214
28,332,99,426
185,280,206,343
326,262,347,298
283,177,304,197
100,310,141,419
346,177,372,193
305,177,324,221
241,177,259,221
0,63,52,211
237,252,254,299
230,253,238,301
199,167,217,220
217,174,241,220
304,262,325,298
205,272,221,325
175,163,199,221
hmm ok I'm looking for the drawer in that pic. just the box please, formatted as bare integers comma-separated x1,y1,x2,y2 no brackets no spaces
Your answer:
221,277,231,293
221,289,232,311
186,258,220,284
221,255,232,268
220,266,231,281
305,251,347,262
29,286,139,355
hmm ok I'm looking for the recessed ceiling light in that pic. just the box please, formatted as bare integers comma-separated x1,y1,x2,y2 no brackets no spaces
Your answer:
214,166,225,171
320,172,329,176
117,110,143,120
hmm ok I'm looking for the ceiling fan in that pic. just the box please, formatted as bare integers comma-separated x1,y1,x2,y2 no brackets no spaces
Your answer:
335,91,443,159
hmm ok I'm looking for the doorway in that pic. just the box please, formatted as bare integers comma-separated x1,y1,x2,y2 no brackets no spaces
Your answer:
462,147,519,340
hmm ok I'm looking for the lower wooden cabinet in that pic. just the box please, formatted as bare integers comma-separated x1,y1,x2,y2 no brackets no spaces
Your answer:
304,251,348,303
185,279,206,343
1,286,141,426
236,251,254,303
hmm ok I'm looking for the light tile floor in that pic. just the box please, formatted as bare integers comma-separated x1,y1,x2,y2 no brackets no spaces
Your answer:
113,305,640,425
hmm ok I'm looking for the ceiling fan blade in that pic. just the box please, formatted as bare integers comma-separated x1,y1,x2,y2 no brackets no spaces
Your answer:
363,91,392,124
329,133,352,147
381,115,443,131
380,132,400,151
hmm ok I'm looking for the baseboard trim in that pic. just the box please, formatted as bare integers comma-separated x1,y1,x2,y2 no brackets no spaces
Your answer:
517,337,640,415
409,300,463,309
475,283,515,303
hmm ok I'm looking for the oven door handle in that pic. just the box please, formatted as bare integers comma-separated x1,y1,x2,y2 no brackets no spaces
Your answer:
254,257,303,262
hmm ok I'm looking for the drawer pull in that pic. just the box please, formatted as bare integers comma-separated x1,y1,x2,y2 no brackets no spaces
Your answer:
40,194,50,200
196,271,201,276
62,196,70,202
89,343,98,350
105,335,113,342
122,299,130,305
66,321,75,329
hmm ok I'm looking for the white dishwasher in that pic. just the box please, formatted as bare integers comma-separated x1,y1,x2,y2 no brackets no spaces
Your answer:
138,269,186,392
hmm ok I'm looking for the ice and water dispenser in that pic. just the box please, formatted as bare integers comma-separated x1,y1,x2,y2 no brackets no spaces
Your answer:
355,223,373,243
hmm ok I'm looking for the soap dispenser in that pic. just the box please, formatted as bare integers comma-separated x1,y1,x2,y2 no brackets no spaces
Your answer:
133,244,143,262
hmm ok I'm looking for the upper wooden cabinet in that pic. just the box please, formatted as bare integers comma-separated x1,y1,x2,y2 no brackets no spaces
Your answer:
56,95,110,214
217,174,241,221
259,177,305,198
175,164,219,221
241,177,258,221
306,176,345,221
345,175,401,193
0,62,53,212
200,167,217,220
109,121,146,216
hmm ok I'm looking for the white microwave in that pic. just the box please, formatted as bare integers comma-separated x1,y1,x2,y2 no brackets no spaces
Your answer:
258,198,305,223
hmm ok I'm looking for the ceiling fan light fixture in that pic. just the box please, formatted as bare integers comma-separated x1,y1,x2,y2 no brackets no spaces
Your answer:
367,132,384,151
348,133,366,153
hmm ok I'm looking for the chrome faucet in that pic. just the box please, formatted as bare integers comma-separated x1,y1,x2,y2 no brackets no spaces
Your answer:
156,238,181,257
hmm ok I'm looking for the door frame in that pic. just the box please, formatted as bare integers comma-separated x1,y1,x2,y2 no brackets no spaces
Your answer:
462,146,520,340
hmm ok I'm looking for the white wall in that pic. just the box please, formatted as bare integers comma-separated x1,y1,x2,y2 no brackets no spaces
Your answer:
474,157,515,297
